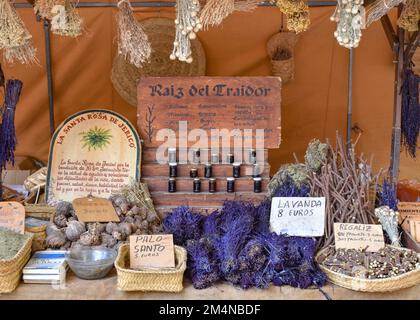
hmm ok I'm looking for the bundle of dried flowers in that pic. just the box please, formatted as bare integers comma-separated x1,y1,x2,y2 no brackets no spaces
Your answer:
398,0,419,32
275,0,310,33
170,0,201,63
50,0,83,37
331,0,364,48
116,0,151,68
365,0,405,28
0,0,37,64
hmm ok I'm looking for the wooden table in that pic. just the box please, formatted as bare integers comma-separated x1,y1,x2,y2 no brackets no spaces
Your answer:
1,270,419,300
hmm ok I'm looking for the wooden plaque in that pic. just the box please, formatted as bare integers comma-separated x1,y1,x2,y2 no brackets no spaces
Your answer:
46,109,141,203
0,201,25,234
72,197,120,223
137,77,281,149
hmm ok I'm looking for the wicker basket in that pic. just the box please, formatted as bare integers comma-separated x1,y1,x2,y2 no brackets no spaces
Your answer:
316,246,420,292
0,234,33,293
115,244,187,292
25,223,47,252
266,32,297,83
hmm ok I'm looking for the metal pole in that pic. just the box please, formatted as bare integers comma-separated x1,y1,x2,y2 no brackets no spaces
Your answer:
43,19,55,136
389,6,404,184
346,48,353,152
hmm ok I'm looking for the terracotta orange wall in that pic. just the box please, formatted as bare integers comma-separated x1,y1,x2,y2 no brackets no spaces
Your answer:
3,4,419,179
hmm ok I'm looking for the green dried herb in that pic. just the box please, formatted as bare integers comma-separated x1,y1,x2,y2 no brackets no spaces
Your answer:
0,227,30,260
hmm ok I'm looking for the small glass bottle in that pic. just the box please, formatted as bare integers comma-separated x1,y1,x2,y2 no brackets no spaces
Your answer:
193,178,201,193
253,177,262,193
209,178,216,193
168,147,177,163
190,168,198,178
227,153,234,164
249,149,257,164
192,148,201,164
227,177,235,193
204,163,212,178
168,178,176,193
233,163,241,178
169,162,177,178
252,164,261,178
211,153,219,164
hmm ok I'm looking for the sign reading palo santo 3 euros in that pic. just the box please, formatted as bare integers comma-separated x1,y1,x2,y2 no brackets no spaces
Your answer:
137,77,281,150
46,109,141,203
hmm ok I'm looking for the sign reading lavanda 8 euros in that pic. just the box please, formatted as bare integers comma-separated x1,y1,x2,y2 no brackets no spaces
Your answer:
270,197,326,237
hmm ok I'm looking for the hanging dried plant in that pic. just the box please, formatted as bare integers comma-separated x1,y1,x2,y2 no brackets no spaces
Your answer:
276,0,310,33
116,0,151,68
200,0,259,29
365,0,405,27
331,0,364,48
50,0,83,37
34,0,61,20
170,0,202,63
398,0,420,32
0,0,37,64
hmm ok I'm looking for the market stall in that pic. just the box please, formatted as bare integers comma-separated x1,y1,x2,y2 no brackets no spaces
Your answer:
0,0,419,302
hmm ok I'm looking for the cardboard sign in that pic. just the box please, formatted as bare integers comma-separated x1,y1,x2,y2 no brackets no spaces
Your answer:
72,196,120,223
129,234,175,270
137,77,281,149
397,202,420,233
409,219,420,242
0,201,25,234
334,223,385,252
46,109,141,203
269,197,326,237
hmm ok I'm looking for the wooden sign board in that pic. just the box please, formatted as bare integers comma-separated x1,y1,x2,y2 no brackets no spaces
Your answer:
334,223,385,252
46,109,141,203
129,234,175,270
409,219,420,242
137,77,281,149
72,197,120,223
269,197,325,237
0,202,25,234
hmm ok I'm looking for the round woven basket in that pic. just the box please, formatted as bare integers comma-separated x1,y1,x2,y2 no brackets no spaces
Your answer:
111,18,206,107
266,32,297,83
316,246,420,292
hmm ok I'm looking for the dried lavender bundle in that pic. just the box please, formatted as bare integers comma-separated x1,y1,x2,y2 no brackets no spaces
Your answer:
116,0,151,68
378,178,398,210
0,0,37,64
401,68,420,158
163,205,203,245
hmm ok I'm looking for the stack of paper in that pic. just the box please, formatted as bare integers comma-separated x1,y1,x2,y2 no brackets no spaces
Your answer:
23,251,68,285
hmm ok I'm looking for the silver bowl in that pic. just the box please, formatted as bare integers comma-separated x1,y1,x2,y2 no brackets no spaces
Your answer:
65,247,117,280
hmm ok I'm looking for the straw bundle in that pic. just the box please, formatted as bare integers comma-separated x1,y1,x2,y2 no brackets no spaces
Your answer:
365,0,405,27
398,0,419,32
275,0,310,33
50,0,83,37
117,0,151,68
34,0,61,20
200,0,259,29
0,0,37,64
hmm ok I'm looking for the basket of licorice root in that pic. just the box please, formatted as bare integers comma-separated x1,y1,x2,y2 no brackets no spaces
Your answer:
0,228,33,293
316,245,420,292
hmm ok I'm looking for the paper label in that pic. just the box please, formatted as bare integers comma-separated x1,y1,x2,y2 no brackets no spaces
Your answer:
334,223,385,252
0,201,25,234
72,197,120,223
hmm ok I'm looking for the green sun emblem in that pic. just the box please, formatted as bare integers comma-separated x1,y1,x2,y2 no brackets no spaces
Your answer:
80,126,112,151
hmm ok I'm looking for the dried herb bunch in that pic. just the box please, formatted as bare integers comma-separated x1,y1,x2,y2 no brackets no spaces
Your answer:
46,183,161,250
164,200,326,290
199,0,260,29
318,246,419,279
0,227,30,260
117,0,151,68
275,0,310,33
308,133,381,249
49,0,83,37
365,0,405,28
398,0,420,32
34,0,60,20
0,0,37,64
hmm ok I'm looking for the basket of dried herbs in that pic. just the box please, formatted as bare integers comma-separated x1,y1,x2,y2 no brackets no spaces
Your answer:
316,245,420,292
0,227,33,293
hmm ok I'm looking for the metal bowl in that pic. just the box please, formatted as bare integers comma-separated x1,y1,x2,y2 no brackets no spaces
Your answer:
65,247,117,280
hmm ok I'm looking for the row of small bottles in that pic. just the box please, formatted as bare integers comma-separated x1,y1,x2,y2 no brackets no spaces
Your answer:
167,148,262,194
168,147,258,164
